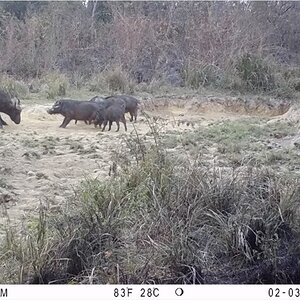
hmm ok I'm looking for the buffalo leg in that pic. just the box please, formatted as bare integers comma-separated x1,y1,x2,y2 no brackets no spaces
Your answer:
75,120,78,124
0,115,7,126
60,117,72,128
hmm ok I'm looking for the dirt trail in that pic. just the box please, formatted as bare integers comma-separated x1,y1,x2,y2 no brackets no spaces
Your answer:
0,100,280,233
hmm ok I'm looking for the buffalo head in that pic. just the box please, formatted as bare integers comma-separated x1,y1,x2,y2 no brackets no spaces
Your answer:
0,90,22,125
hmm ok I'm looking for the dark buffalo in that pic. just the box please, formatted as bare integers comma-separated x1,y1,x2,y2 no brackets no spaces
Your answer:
47,99,99,128
94,103,127,132
0,90,22,128
90,95,139,122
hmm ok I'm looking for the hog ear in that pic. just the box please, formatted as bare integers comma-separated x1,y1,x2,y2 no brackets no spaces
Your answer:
60,101,67,111
53,99,62,107
90,96,98,102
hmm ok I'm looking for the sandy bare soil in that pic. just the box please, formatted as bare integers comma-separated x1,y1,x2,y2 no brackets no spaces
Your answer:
0,102,212,231
0,97,292,235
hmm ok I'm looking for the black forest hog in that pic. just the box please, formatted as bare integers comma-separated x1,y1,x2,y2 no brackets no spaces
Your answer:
105,95,139,122
95,104,127,132
47,99,99,128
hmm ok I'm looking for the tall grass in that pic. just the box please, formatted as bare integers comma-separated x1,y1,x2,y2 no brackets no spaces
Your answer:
41,72,69,99
0,75,29,98
1,126,300,284
88,68,134,94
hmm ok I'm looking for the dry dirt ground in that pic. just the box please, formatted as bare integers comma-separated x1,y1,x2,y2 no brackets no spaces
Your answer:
0,96,293,236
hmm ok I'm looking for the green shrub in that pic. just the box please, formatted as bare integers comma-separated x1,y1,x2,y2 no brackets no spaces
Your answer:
89,68,134,94
214,71,243,91
281,66,300,96
70,71,86,90
105,68,131,93
294,81,300,91
29,78,42,93
272,85,295,99
42,72,69,99
0,75,29,98
135,79,177,95
182,63,222,89
271,72,296,99
236,54,275,91
88,72,107,93
283,67,300,81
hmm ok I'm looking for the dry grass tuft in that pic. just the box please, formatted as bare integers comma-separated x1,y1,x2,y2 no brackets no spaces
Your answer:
1,124,300,284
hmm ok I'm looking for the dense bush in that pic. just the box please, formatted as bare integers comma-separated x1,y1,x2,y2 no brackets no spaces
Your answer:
0,75,29,98
41,72,69,99
236,54,275,91
182,64,222,89
88,68,134,94
105,68,132,93
0,2,299,95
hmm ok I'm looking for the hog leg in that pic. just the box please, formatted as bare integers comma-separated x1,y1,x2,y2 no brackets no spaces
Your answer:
89,112,97,125
129,112,134,122
134,109,137,122
108,121,112,131
94,119,101,128
102,120,108,132
59,117,72,128
121,115,127,131
115,121,120,132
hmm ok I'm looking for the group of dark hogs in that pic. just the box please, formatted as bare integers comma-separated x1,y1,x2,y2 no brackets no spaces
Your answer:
47,94,140,131
0,90,140,131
